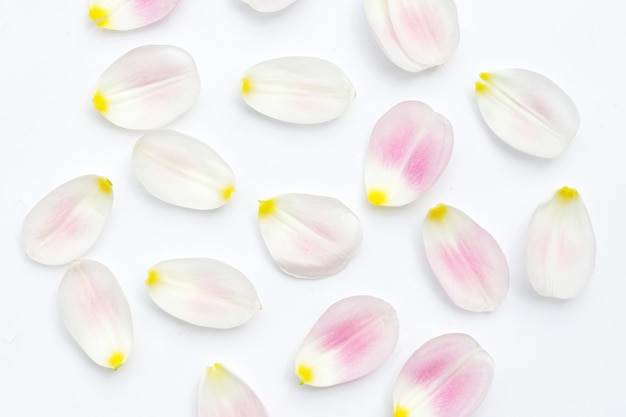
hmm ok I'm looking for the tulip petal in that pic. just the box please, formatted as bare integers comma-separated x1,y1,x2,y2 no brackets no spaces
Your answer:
199,363,268,417
241,57,356,124
257,193,362,278
146,258,261,329
133,130,235,210
526,187,595,299
93,45,201,130
59,260,133,370
393,333,494,417
89,0,179,31
475,69,580,158
242,0,296,13
21,175,113,266
422,204,509,312
365,101,453,207
295,295,399,387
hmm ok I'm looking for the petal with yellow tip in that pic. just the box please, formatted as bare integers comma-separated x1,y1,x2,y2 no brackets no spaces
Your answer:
393,333,494,417
526,186,595,299
242,0,296,13
364,101,453,207
241,57,355,124
88,0,179,31
295,295,399,387
21,175,113,265
93,45,200,130
146,258,261,328
475,69,580,158
257,193,362,278
422,204,509,312
132,130,235,210
59,260,133,370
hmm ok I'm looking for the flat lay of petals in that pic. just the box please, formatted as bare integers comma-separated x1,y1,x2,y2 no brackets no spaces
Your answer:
475,69,580,158
89,0,179,31
364,0,460,72
21,175,113,266
526,186,595,299
422,204,509,312
295,295,399,387
59,260,133,370
242,0,296,13
365,101,453,207
199,363,268,417
241,56,356,124
133,130,235,210
393,333,494,417
257,193,362,278
93,45,200,130
145,258,261,329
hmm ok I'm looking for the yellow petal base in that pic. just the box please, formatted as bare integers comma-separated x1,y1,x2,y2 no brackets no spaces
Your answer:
296,364,313,385
427,204,448,222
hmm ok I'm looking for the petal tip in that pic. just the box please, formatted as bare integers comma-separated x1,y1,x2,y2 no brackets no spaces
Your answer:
108,351,125,371
427,204,448,222
367,189,387,206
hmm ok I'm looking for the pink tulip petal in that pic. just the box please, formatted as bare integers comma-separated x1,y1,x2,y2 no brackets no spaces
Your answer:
89,0,179,31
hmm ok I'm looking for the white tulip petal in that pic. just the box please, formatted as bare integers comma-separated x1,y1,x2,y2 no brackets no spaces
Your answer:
295,295,399,387
242,0,296,13
199,363,268,417
241,57,356,124
21,175,113,266
133,130,235,210
93,45,200,130
393,333,494,417
475,69,580,158
59,260,133,370
257,193,362,278
365,101,453,207
526,187,595,299
146,258,261,329
89,0,179,31
422,204,509,312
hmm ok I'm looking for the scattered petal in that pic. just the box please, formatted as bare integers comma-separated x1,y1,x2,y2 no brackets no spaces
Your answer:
21,175,113,266
364,0,460,72
89,0,179,31
475,69,580,158
93,45,201,130
422,204,509,312
393,333,494,417
242,0,296,13
365,101,453,207
133,130,236,210
257,193,362,278
146,258,261,328
199,363,268,417
59,260,133,370
295,295,399,387
526,186,595,299
241,56,356,124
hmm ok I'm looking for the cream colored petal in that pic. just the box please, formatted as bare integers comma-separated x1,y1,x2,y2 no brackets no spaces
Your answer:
242,0,296,13
89,0,179,31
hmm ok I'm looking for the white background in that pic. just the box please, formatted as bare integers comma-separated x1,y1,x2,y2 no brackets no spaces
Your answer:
1,0,625,416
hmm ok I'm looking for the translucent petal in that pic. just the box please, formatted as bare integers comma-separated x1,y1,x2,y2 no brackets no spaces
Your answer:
475,69,580,158
526,186,595,299
59,260,133,370
241,57,356,124
146,258,261,329
365,101,453,207
257,193,362,278
365,0,460,72
89,0,179,31
295,295,399,387
133,130,235,210
242,0,296,13
422,204,509,312
21,175,113,266
393,333,494,417
93,45,201,130
199,363,268,417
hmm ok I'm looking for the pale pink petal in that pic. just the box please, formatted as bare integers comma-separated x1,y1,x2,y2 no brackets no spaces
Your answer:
526,186,595,299
89,0,179,31
59,260,133,370
422,204,509,312
365,101,453,207
295,295,399,387
21,175,113,266
393,333,494,417
242,0,296,13
257,193,362,278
